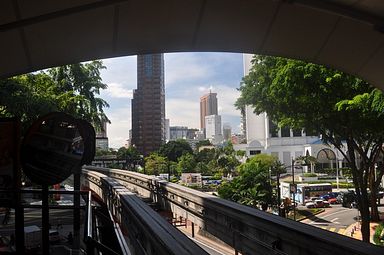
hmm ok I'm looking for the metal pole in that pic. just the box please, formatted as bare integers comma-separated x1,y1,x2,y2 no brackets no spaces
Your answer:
168,161,170,181
191,222,195,237
336,159,339,191
292,158,296,221
73,172,81,254
42,185,49,255
14,119,24,254
277,171,282,216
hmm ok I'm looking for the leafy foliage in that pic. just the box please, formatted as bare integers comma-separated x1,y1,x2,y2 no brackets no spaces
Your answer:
218,154,279,210
237,55,384,242
176,153,197,173
49,61,110,130
144,153,168,176
158,140,193,162
0,61,109,133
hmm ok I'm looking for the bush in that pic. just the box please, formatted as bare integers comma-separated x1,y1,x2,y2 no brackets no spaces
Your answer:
314,167,352,177
373,222,384,246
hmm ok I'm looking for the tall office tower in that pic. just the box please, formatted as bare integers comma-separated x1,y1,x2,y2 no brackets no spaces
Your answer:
200,91,218,129
131,54,165,156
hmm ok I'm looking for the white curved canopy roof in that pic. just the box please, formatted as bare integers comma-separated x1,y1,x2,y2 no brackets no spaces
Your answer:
1,0,384,89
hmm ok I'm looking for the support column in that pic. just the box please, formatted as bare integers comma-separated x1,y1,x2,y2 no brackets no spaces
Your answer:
42,185,49,255
73,172,80,254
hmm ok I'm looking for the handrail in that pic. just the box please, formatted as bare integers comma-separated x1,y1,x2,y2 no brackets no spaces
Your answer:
83,166,384,255
82,169,208,255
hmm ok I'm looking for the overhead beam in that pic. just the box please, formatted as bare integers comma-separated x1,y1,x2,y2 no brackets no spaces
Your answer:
0,0,129,32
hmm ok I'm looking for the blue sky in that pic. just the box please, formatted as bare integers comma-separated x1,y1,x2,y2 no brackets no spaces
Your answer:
100,52,244,148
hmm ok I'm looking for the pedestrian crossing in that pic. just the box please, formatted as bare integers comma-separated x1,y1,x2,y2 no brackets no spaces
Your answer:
319,226,346,235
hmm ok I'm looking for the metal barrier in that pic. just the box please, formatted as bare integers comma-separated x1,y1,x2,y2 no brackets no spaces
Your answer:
82,166,384,255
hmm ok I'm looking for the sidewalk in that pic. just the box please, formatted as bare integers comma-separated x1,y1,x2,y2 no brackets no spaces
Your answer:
344,212,384,243
344,221,379,243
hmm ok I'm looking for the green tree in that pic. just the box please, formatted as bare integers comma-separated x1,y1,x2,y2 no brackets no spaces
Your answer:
49,61,110,130
218,154,277,210
0,73,64,131
195,162,210,175
0,61,110,134
195,140,212,150
236,55,384,242
214,142,240,177
116,146,141,170
177,153,197,173
158,140,193,162
195,148,216,164
144,153,168,176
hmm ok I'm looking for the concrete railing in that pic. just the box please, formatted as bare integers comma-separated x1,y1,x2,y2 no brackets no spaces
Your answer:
81,169,208,255
82,166,384,255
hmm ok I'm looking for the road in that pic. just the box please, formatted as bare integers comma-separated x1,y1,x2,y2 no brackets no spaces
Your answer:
0,208,77,235
301,204,360,234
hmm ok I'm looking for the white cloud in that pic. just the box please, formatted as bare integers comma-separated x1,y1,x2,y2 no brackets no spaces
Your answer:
105,83,133,98
166,99,200,129
105,106,131,148
165,53,212,87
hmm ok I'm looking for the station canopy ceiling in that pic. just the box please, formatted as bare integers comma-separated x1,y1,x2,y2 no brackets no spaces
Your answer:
1,0,384,89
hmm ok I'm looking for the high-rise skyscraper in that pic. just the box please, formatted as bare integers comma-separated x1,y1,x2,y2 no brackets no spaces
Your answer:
131,54,165,156
200,91,218,129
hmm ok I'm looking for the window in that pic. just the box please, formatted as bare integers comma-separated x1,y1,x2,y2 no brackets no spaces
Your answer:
144,55,153,77
269,119,278,137
293,129,302,137
305,129,318,137
250,150,261,155
281,126,290,137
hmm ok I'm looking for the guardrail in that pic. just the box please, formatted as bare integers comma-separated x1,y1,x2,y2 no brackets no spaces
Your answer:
82,166,384,255
82,169,208,255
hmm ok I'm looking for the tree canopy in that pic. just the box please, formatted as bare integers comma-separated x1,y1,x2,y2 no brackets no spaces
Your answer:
144,153,168,176
0,61,109,133
158,139,193,162
236,55,384,242
218,154,278,210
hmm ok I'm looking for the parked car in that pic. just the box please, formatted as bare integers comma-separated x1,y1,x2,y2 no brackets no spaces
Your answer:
314,199,330,208
305,202,316,209
338,191,356,208
327,197,338,204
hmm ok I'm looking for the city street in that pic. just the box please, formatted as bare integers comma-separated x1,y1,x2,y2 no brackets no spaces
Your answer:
302,204,366,235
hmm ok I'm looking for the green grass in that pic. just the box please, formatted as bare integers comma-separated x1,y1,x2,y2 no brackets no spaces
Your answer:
287,208,324,221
